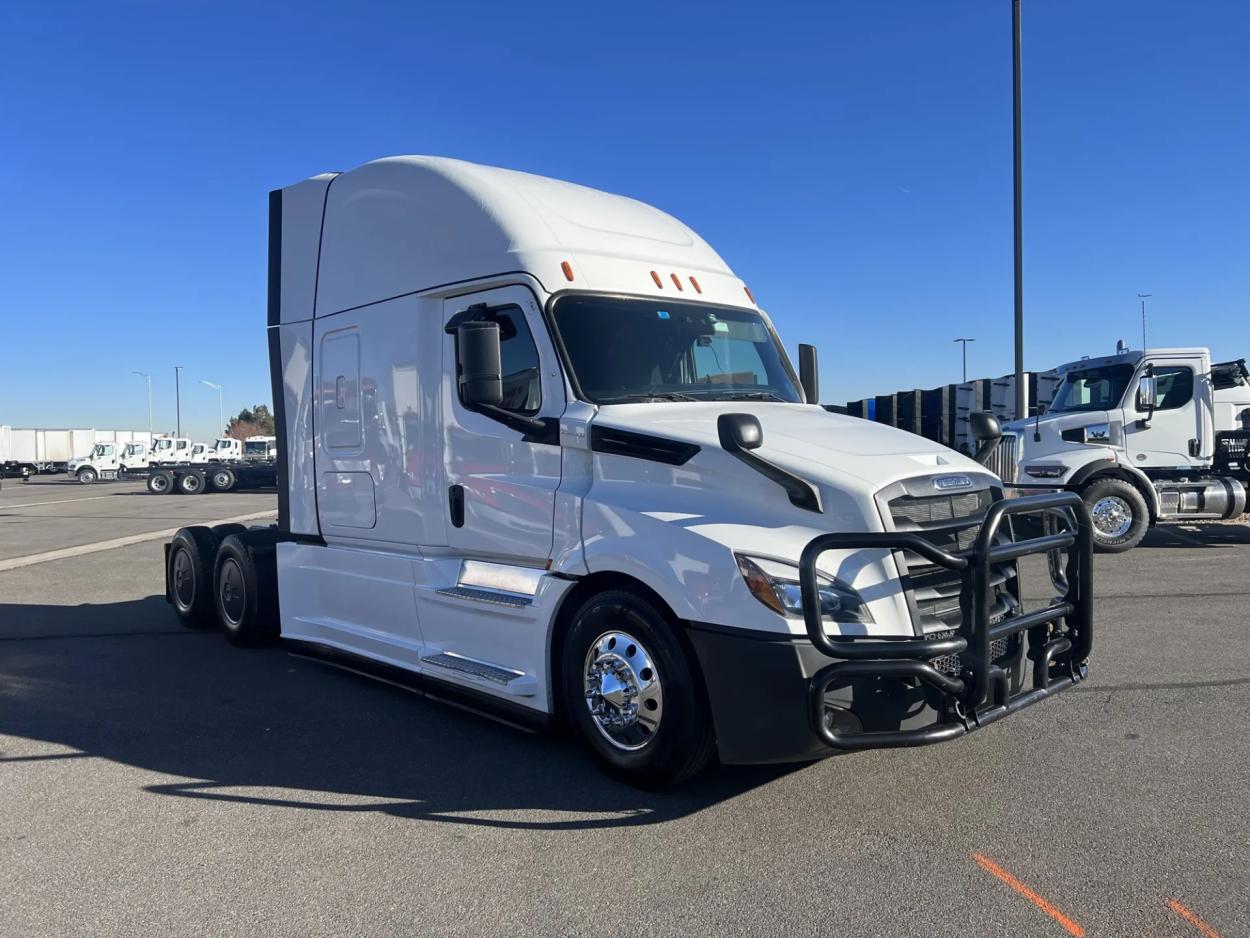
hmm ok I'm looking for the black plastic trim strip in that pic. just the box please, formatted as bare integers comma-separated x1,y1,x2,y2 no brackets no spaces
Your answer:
285,640,550,733
590,426,700,466
267,189,282,327
267,327,290,533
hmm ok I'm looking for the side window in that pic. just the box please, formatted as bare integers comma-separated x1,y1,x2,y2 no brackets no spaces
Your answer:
101,444,114,457
321,329,362,449
458,306,541,416
1152,367,1193,411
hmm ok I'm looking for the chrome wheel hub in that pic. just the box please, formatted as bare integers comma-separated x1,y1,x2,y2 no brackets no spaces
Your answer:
1091,495,1133,538
583,630,663,751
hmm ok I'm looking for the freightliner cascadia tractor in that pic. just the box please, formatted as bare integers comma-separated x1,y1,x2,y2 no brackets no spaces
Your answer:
163,157,1094,786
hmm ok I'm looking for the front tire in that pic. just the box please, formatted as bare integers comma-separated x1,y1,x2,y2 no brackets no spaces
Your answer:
77,467,97,484
1081,477,1150,553
561,590,714,787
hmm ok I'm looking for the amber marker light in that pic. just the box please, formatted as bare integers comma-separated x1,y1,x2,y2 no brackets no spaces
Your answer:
744,285,756,303
650,270,664,288
561,261,574,282
689,276,702,294
670,273,684,291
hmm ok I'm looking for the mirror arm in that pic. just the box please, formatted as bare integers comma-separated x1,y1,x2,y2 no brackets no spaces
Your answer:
475,402,546,432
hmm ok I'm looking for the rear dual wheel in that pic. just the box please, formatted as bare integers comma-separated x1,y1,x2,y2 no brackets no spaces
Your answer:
208,467,236,492
147,471,174,495
167,527,279,645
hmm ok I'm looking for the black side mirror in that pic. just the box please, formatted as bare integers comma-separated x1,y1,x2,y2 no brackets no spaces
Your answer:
456,321,503,407
798,344,819,405
969,411,1002,466
718,413,763,451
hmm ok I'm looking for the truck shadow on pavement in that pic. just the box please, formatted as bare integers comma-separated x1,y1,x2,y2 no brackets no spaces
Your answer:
1138,522,1250,549
0,597,797,830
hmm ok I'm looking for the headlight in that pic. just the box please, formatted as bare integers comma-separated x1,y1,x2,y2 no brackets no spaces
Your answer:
1023,464,1066,479
735,554,873,624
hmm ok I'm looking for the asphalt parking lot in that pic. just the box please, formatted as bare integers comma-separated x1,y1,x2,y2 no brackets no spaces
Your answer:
1,478,1246,937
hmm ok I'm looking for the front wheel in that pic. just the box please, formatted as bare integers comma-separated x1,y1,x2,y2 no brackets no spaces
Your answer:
77,467,97,484
561,590,714,788
1081,478,1150,553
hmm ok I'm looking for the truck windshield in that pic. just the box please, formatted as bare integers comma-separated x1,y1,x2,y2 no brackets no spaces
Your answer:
1049,363,1135,413
551,295,802,404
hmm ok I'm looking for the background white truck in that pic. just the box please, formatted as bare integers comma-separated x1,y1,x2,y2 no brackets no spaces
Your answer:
0,426,153,474
162,156,1094,786
995,345,1250,551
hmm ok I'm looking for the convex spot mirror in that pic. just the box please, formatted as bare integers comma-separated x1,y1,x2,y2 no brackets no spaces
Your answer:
718,413,764,451
969,411,1002,443
456,321,504,408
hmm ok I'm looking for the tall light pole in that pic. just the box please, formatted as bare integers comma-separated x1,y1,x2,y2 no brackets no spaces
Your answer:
132,370,152,436
954,338,976,383
174,366,184,437
1012,0,1027,422
200,380,223,436
1137,293,1151,350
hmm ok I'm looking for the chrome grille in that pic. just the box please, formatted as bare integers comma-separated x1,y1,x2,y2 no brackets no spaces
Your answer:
984,433,1019,484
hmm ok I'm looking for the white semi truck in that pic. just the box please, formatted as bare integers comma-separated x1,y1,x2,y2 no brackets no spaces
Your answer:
163,157,1094,786
993,345,1250,552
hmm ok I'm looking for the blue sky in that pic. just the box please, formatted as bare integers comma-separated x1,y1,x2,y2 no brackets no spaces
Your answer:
2,0,1246,440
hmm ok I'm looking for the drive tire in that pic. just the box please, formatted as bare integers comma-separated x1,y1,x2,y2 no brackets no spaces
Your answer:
561,589,714,788
207,466,236,492
168,526,220,630
1081,477,1150,553
177,470,206,495
214,534,279,647
147,470,174,495
77,467,97,485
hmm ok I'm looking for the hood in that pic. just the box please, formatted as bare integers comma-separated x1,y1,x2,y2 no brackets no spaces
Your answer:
593,402,991,493
1003,408,1118,456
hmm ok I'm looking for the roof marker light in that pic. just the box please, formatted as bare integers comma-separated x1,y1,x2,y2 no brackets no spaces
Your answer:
689,276,702,294
561,261,575,282
670,273,684,291
650,270,664,288
744,285,756,303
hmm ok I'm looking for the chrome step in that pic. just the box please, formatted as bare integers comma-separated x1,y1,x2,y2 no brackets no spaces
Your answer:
435,585,532,608
420,652,530,690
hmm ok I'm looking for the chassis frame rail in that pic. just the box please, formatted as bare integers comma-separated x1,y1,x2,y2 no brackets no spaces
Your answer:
799,491,1093,750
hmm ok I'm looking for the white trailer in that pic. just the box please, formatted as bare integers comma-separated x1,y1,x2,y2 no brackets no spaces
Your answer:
996,345,1250,552
163,157,1095,786
0,426,153,473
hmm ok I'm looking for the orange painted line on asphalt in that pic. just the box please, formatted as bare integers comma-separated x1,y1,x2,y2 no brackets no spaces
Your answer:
1167,899,1222,938
971,852,1085,937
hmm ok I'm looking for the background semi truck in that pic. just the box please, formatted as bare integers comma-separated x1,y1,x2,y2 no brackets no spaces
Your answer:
162,156,1093,786
997,345,1250,552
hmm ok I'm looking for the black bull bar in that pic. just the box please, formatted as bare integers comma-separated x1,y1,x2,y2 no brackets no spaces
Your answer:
800,491,1093,750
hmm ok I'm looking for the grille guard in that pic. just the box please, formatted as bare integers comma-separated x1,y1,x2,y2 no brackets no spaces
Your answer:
800,491,1093,750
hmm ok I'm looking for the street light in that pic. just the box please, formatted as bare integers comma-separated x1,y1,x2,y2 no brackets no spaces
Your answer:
1012,0,1027,424
954,338,976,383
131,370,152,436
200,380,223,436
174,365,184,437
1137,293,1152,351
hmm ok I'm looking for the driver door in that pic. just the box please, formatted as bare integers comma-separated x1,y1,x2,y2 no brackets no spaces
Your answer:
441,285,564,563
1124,357,1205,468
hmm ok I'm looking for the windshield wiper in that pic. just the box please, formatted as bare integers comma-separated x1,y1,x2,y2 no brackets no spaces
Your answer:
707,391,787,402
598,391,701,403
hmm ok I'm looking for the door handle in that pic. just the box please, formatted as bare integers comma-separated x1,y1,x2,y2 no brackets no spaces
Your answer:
449,484,465,528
